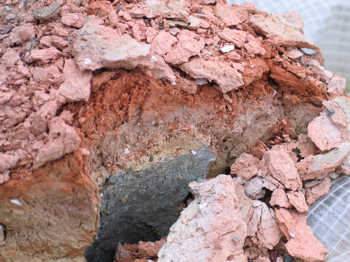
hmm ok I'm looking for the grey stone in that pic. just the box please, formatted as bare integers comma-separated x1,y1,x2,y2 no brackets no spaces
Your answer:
85,147,215,262
244,176,265,199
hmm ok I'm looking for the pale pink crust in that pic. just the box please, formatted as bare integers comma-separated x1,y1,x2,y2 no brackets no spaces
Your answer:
58,59,92,102
158,175,252,262
0,0,333,181
287,191,309,213
305,177,331,205
164,30,205,65
307,113,345,151
61,13,84,28
218,28,247,48
230,153,261,180
264,149,302,191
328,75,346,97
28,47,61,64
247,200,281,250
151,31,178,56
8,23,36,45
275,208,328,262
270,188,291,208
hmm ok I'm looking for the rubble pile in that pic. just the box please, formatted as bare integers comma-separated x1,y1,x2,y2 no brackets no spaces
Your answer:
116,97,350,262
0,0,347,261
229,96,350,262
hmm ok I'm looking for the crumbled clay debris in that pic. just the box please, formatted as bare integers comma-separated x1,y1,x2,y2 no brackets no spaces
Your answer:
0,0,333,183
0,0,348,261
227,98,350,262
151,95,350,262
157,175,251,262
275,208,328,262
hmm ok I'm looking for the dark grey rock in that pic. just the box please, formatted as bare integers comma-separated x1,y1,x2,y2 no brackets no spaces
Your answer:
85,147,215,262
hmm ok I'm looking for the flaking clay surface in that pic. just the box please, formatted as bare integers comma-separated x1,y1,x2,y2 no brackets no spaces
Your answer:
307,176,350,262
0,0,348,261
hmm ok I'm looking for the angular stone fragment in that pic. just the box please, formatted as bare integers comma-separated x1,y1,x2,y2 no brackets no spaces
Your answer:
262,176,281,191
89,35,149,69
73,18,148,71
87,148,216,262
28,47,60,64
188,15,201,29
140,54,177,82
165,30,204,65
270,188,291,208
180,58,244,93
215,4,249,26
248,200,281,250
61,13,84,28
298,144,350,181
244,34,266,55
250,13,319,50
307,113,344,151
2,49,19,67
145,27,158,43
264,149,302,190
275,208,327,262
40,35,69,49
305,177,331,205
31,64,63,84
285,48,304,59
73,18,176,82
34,117,81,168
218,28,247,48
0,153,20,173
279,12,304,32
296,156,314,181
8,23,36,45
231,153,260,180
287,191,308,213
145,0,189,20
201,0,216,4
310,143,350,178
59,59,92,102
151,31,177,56
157,175,251,262
324,96,350,129
327,75,346,97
